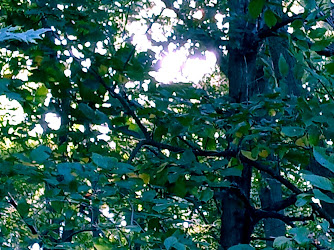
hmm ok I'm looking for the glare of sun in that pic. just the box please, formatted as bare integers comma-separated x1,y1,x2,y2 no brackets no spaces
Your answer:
153,49,216,83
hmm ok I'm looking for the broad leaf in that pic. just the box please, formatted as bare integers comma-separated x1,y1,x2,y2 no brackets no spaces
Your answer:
164,236,178,250
248,0,265,19
304,174,334,191
281,126,304,137
264,10,277,28
313,147,334,173
278,54,289,77
313,189,334,203
228,244,255,250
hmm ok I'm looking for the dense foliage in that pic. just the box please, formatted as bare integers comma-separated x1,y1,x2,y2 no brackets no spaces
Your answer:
1,0,334,249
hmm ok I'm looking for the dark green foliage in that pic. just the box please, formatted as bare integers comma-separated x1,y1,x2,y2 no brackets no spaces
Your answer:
1,0,334,249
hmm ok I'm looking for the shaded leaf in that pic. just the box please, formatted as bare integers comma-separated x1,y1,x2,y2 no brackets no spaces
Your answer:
278,54,289,77
248,0,265,19
290,227,311,245
164,236,178,250
281,126,304,137
304,174,334,191
313,147,334,173
313,189,334,203
30,145,51,163
264,10,277,28
228,244,255,250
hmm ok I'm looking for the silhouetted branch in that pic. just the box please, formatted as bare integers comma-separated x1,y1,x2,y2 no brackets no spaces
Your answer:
254,209,313,226
258,14,304,39
262,194,298,212
240,155,334,228
62,227,98,242
7,192,39,235
128,140,145,163
144,139,237,157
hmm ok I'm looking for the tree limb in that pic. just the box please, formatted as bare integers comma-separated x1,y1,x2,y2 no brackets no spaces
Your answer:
240,155,334,228
254,209,313,226
7,192,39,235
262,194,298,212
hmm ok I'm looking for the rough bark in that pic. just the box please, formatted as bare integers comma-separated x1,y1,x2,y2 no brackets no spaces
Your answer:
259,175,285,247
219,1,259,248
256,1,297,245
227,0,260,103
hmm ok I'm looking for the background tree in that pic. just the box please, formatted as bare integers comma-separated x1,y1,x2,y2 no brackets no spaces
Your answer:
1,0,334,249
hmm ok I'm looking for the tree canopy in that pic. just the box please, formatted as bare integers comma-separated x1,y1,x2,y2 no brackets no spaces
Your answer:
1,0,334,249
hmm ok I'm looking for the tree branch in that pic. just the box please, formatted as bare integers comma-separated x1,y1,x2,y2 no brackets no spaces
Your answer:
240,155,334,228
258,14,304,39
7,192,39,235
127,140,145,163
62,227,98,242
144,139,236,157
254,209,313,226
262,194,298,212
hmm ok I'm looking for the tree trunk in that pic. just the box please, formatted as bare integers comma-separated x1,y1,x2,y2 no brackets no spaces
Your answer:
219,1,259,248
260,175,285,247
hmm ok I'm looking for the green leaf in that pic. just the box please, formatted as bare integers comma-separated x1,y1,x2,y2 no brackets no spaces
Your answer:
295,194,312,207
173,242,186,250
289,227,311,245
164,236,178,250
92,153,117,169
172,177,187,198
228,244,255,250
248,0,265,19
16,201,30,217
180,149,196,164
152,202,172,212
199,188,213,202
313,189,334,203
57,163,79,182
221,167,242,177
142,190,156,201
304,174,334,191
273,236,292,249
278,54,289,77
313,147,334,173
30,145,51,163
264,10,277,28
325,62,334,74
0,78,10,94
309,28,327,39
78,103,96,119
241,150,258,161
36,84,48,96
281,126,304,137
114,162,135,175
